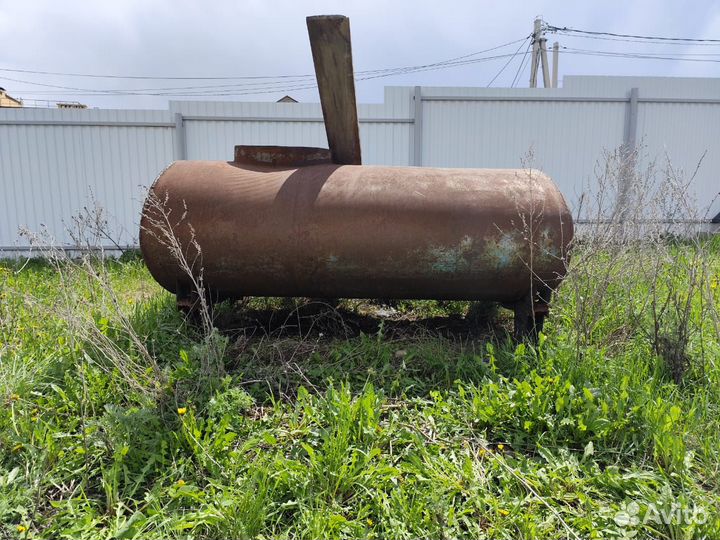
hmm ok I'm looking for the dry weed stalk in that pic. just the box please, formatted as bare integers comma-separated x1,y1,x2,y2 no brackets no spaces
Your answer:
507,149,570,340
15,187,230,398
140,189,227,384
18,222,166,398
559,144,718,382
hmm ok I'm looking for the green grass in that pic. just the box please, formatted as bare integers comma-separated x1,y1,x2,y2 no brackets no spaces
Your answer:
1,246,719,539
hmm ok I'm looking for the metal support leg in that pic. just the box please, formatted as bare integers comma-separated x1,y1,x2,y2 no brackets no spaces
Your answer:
175,282,213,322
512,290,550,342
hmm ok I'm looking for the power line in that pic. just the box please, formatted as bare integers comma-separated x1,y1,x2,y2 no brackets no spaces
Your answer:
486,37,530,87
547,31,720,47
1,74,318,95
511,41,532,88
354,50,529,83
6,40,532,99
0,37,528,83
562,47,720,63
8,52,524,97
0,67,315,81
11,51,527,98
563,47,720,57
368,36,529,75
7,80,321,98
546,24,720,43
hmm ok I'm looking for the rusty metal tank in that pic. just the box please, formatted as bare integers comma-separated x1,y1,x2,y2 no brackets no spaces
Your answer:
139,15,574,338
140,145,573,304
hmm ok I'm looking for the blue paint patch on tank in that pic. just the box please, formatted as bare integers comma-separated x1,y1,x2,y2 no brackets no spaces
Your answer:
480,232,523,270
428,236,476,273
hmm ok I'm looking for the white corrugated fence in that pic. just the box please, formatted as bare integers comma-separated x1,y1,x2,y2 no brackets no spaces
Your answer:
1,75,718,252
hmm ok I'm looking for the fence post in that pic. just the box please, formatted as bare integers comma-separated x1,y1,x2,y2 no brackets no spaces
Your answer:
617,87,639,220
412,86,423,166
625,87,639,151
174,112,187,160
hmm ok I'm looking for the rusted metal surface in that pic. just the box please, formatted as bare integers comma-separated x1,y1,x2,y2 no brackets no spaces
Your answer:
234,145,332,168
139,14,574,338
140,148,573,304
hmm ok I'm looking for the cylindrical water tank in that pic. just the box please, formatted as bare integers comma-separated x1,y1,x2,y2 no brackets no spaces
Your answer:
140,146,573,304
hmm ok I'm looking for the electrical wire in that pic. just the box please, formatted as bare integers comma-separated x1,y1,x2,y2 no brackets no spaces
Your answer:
486,37,530,87
13,83,322,98
546,31,720,47
5,23,719,103
0,74,318,95
7,53,523,97
11,51,527,97
0,67,315,81
364,36,529,76
545,24,720,43
5,39,532,99
0,37,527,83
353,50,529,83
517,49,533,87
511,41,532,88
561,47,720,63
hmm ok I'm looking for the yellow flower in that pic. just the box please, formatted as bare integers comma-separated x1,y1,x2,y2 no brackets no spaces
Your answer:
497,443,505,451
498,509,510,516
31,416,38,423
10,393,20,402
177,479,186,487
366,518,374,526
16,524,27,533
177,407,187,416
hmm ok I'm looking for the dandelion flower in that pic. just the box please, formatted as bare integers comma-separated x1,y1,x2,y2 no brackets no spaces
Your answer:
177,407,187,416
499,509,509,516
17,524,27,533
177,479,186,487
497,443,505,451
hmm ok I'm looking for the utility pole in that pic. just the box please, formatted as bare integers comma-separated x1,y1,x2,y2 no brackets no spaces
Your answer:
529,17,552,88
539,34,551,88
552,42,559,88
529,18,541,88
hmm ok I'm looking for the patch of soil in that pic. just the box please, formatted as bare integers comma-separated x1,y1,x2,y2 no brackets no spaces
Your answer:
212,299,511,342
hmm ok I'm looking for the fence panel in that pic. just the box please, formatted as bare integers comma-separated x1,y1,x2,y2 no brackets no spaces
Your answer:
1,77,718,252
0,108,176,249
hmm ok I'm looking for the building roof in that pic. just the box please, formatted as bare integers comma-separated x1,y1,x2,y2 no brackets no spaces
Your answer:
0,88,23,107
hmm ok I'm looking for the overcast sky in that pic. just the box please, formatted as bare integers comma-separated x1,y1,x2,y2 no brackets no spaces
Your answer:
0,0,718,109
